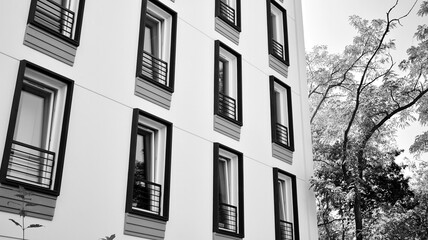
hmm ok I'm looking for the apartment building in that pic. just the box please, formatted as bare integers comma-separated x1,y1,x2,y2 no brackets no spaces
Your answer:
0,0,318,239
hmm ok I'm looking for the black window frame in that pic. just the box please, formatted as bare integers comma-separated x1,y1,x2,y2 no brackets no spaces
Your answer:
0,60,74,196
215,0,241,32
213,143,244,238
125,108,173,221
273,168,299,240
214,40,243,126
269,76,294,151
266,0,290,66
136,0,178,93
27,0,86,46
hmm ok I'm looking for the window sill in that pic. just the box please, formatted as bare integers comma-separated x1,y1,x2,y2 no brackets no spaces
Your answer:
214,114,242,141
23,24,77,66
215,17,240,45
269,54,289,78
135,76,173,110
272,142,294,164
213,231,243,240
0,184,57,220
124,213,167,239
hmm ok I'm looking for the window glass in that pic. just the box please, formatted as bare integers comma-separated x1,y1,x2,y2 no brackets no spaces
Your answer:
126,109,172,219
15,90,47,148
219,59,229,95
218,156,230,204
1,61,73,194
270,4,284,45
132,128,161,214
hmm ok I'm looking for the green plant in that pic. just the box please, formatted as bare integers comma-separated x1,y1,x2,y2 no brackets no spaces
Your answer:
7,186,43,240
100,234,116,240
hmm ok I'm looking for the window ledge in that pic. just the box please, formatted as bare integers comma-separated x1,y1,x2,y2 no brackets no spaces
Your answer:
214,115,241,141
213,232,242,240
135,77,172,110
272,142,293,164
0,184,57,220
124,213,167,240
23,24,77,66
215,17,240,45
269,54,289,78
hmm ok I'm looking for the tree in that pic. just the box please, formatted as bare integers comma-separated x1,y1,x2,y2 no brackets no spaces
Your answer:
307,1,428,239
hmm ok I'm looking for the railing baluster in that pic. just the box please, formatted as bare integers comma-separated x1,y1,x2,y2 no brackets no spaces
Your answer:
272,39,284,60
141,51,169,86
7,140,55,189
219,1,236,25
132,180,162,215
33,0,75,38
219,202,238,233
276,123,289,146
218,93,237,120
280,220,293,240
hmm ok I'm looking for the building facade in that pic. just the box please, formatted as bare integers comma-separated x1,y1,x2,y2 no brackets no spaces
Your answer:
0,0,318,239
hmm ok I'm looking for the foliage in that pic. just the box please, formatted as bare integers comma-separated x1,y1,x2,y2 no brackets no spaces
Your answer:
100,234,116,240
408,0,428,156
307,1,428,239
7,186,43,240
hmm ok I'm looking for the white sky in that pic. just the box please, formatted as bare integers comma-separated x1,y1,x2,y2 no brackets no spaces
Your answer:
301,0,427,156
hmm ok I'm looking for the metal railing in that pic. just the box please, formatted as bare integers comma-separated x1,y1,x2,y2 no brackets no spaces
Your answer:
218,93,236,120
218,202,237,233
272,39,284,60
141,51,168,86
133,179,162,215
7,140,55,189
219,1,236,25
33,0,75,38
280,220,293,240
275,123,289,146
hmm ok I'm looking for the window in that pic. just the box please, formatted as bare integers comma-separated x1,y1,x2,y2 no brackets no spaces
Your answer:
266,0,289,66
214,40,242,125
136,0,177,92
0,60,74,196
213,143,244,238
125,109,172,221
273,168,299,240
270,76,294,151
215,0,241,30
27,0,85,46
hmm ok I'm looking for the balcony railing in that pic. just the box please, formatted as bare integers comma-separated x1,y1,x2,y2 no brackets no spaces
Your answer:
279,220,293,240
7,140,55,189
272,39,284,60
218,93,236,120
132,179,162,215
33,0,75,38
218,202,237,233
275,123,289,146
219,1,236,25
141,51,168,87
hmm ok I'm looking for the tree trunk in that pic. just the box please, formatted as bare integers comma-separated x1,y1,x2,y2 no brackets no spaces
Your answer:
354,187,363,240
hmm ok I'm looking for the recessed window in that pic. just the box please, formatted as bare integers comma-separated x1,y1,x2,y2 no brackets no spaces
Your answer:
23,0,86,65
213,143,244,238
0,60,74,196
28,0,86,45
266,0,289,66
125,109,172,221
273,168,299,240
215,0,241,30
270,76,294,151
136,0,177,92
214,40,242,125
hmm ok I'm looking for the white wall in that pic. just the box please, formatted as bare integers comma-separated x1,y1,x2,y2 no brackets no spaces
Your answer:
0,0,317,239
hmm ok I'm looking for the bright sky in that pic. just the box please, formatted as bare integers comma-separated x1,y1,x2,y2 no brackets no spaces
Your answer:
302,0,421,54
301,0,427,158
